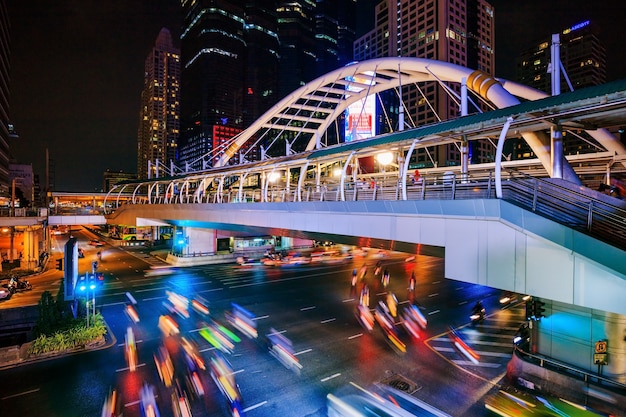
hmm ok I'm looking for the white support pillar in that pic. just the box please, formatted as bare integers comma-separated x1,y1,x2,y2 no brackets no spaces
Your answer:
297,162,309,202
340,152,356,202
495,117,514,199
401,140,418,200
316,164,321,191
398,63,404,131
550,33,561,96
551,125,564,179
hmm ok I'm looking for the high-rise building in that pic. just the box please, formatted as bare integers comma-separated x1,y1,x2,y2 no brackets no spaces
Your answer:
510,20,607,161
0,1,11,198
137,28,180,179
276,0,357,99
103,170,137,192
353,0,495,167
179,0,279,170
515,20,606,94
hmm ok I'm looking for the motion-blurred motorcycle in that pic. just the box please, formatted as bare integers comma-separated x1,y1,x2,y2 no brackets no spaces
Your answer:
470,301,486,325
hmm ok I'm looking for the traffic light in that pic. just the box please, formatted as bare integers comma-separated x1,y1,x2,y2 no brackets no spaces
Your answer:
56,258,63,271
534,299,546,319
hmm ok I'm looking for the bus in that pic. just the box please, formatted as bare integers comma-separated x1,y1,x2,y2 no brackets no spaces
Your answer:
111,226,152,241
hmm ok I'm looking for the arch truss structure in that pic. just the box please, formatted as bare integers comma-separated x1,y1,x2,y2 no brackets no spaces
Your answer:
214,57,626,184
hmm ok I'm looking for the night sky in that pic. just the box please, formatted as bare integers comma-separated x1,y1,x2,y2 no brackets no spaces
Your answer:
7,0,626,192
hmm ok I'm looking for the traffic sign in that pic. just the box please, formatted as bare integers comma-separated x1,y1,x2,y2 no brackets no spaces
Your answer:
595,340,607,354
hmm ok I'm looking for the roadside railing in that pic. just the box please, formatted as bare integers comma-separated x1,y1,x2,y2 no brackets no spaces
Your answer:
12,170,625,251
515,346,626,394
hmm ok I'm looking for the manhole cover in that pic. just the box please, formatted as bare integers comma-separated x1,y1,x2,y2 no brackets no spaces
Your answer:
379,374,420,394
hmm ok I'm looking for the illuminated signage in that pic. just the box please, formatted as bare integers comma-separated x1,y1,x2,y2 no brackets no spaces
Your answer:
344,72,377,142
565,20,589,34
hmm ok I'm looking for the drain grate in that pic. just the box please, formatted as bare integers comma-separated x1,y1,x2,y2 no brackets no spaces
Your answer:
379,373,421,394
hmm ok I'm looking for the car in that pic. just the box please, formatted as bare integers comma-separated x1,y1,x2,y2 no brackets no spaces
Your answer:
0,288,12,301
89,239,105,247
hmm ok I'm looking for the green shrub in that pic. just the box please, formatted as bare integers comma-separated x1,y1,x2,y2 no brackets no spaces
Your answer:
27,313,107,357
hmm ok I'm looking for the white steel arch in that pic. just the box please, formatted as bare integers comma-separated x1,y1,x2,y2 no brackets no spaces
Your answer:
214,57,626,183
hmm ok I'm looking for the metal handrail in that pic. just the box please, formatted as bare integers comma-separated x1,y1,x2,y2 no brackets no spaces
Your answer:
514,346,626,393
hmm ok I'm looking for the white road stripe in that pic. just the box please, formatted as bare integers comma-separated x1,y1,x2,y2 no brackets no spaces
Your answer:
321,373,341,382
244,401,267,412
452,360,501,368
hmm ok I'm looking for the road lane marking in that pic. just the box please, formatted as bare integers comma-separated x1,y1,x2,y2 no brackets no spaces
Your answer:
321,373,341,382
1,388,40,400
300,306,316,311
294,348,312,356
135,287,166,292
348,333,363,339
428,293,439,297
428,309,440,315
115,363,146,372
452,360,501,368
244,401,267,412
253,315,269,321
142,296,166,301
320,318,336,323
198,287,224,293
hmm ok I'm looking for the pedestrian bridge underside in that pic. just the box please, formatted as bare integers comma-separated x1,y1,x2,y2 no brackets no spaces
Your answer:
108,198,626,317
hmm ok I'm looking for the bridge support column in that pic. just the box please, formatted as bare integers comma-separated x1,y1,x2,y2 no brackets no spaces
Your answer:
21,226,42,271
185,227,217,255
551,125,564,179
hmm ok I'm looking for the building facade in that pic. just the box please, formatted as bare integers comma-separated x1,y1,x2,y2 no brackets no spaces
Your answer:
0,0,11,198
137,28,181,179
179,0,279,170
353,0,495,168
103,170,137,192
510,20,607,161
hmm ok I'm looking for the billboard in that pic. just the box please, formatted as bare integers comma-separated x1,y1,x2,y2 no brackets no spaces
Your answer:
344,72,377,142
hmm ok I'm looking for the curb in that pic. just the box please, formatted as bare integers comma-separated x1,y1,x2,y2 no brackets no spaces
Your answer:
0,317,117,371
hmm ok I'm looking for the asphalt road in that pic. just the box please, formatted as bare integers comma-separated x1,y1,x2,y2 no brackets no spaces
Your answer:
0,237,526,417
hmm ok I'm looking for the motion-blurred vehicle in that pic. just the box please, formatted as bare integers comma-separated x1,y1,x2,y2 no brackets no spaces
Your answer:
470,300,486,325
171,382,193,417
209,352,242,405
139,383,161,417
513,323,531,352
89,239,105,247
267,328,302,374
6,276,32,293
126,304,140,323
125,327,137,372
0,287,12,300
158,314,180,336
100,387,122,417
448,327,479,365
499,291,518,306
154,345,174,387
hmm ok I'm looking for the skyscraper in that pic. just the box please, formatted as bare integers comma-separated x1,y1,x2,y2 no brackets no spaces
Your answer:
353,0,495,167
510,20,607,161
0,0,11,197
276,0,357,99
515,20,606,94
179,0,279,170
137,28,180,179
